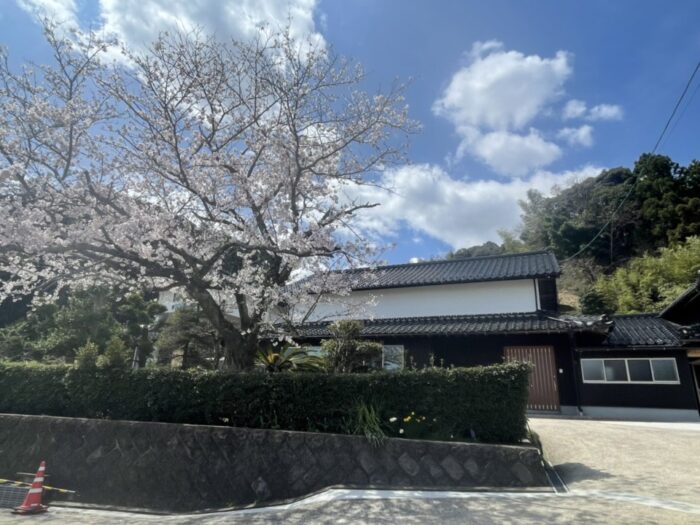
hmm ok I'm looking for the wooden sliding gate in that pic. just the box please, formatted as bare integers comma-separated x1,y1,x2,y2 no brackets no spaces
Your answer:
504,346,560,412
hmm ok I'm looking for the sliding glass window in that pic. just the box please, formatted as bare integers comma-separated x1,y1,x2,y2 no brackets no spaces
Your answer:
581,358,679,384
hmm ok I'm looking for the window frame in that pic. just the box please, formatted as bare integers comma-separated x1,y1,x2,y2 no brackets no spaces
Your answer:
581,359,606,382
299,344,406,371
381,344,405,371
580,357,680,385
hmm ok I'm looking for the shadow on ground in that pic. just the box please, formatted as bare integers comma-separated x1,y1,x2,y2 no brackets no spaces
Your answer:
553,463,613,484
166,497,691,525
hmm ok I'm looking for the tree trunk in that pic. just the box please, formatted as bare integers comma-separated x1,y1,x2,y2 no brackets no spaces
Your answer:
221,328,256,370
181,341,190,369
186,285,256,370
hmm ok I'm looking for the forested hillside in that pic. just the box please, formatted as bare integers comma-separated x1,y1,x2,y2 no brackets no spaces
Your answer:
447,153,700,313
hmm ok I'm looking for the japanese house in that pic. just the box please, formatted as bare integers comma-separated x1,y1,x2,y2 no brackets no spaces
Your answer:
290,252,700,421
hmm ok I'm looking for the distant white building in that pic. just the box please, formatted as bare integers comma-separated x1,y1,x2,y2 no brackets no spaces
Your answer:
158,289,241,323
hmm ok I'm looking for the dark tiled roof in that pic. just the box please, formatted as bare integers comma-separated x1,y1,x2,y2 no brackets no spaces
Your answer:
336,251,559,291
603,314,682,347
292,312,685,347
660,283,699,316
680,324,700,341
293,312,574,338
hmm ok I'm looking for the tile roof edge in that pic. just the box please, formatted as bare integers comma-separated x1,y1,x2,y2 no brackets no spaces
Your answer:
337,250,558,273
659,280,700,316
610,312,662,319
291,311,555,328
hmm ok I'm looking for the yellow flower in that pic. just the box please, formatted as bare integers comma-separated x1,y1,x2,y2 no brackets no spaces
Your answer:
403,416,411,422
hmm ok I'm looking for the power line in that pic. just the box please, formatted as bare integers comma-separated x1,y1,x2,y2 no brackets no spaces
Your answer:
652,60,700,153
561,59,700,264
661,74,700,151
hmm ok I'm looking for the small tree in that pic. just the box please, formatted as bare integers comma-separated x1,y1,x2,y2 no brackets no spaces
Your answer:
321,320,382,373
74,340,99,369
114,293,165,367
154,307,221,369
97,335,130,369
255,345,325,373
0,286,164,363
579,288,613,315
0,324,33,361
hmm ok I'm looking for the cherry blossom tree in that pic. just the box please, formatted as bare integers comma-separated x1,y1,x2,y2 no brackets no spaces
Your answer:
0,23,416,369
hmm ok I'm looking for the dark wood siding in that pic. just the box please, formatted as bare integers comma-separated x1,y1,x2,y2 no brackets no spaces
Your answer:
576,349,699,410
380,333,578,407
298,332,578,407
537,278,558,312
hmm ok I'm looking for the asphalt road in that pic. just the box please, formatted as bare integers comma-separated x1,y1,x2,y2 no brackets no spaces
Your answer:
1,417,698,524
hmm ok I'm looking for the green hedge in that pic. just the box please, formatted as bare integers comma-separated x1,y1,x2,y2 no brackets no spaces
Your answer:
0,361,531,443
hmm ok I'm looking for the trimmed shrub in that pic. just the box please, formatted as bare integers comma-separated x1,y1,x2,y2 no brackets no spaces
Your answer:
97,335,130,369
0,361,531,443
74,340,99,369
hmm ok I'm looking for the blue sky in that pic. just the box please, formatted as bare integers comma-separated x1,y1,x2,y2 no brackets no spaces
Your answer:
2,0,699,263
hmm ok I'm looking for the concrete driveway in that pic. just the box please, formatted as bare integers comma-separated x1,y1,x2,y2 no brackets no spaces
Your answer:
1,417,698,524
529,417,700,506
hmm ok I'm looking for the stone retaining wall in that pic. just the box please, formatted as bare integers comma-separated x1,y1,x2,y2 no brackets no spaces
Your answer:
0,414,547,511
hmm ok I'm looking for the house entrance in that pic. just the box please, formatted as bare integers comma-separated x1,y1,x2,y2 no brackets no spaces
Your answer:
504,346,560,412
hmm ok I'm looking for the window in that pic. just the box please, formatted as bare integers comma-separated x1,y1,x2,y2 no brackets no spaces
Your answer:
382,345,405,371
304,346,324,357
603,360,628,382
627,360,653,382
581,360,605,382
581,358,680,384
651,360,679,382
298,345,405,371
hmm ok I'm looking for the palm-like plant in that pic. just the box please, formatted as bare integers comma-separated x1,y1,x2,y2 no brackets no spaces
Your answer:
255,346,325,373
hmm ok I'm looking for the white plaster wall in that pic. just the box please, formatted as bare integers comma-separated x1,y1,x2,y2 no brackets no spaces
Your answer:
158,290,241,318
158,290,187,312
305,279,538,321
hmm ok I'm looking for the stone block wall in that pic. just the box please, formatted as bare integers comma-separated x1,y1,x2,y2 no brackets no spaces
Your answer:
0,414,547,511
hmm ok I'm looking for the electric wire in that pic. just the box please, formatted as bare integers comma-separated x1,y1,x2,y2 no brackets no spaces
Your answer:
561,60,700,263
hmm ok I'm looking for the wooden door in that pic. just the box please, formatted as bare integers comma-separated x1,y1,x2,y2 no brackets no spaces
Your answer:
504,346,560,412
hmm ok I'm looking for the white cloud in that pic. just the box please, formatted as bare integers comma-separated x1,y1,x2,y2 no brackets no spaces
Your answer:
563,99,587,119
587,103,623,121
433,41,572,131
433,41,625,177
18,0,324,49
557,125,594,147
465,129,562,176
562,99,623,122
434,41,571,177
17,0,79,28
349,163,603,249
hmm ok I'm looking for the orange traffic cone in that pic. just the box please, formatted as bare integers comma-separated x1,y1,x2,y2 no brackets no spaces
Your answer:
12,461,47,515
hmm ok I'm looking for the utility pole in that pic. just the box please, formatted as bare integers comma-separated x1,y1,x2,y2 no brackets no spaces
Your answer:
609,212,615,266
131,323,147,369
